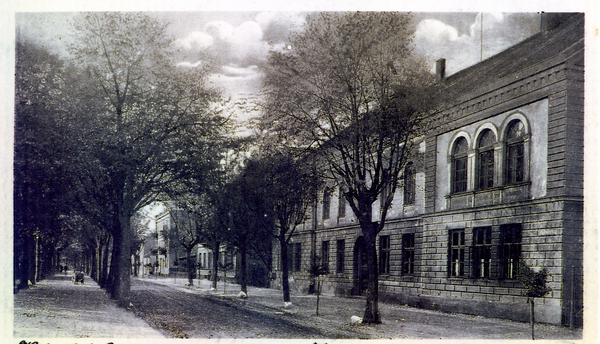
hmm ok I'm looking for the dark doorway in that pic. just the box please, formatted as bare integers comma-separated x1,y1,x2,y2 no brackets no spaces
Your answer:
249,264,267,288
352,236,368,295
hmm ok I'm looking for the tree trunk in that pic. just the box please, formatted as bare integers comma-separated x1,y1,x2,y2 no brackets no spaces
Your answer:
35,235,41,282
14,237,24,291
93,241,100,281
239,246,247,294
17,234,33,290
108,229,120,295
133,252,139,277
530,298,535,340
362,223,380,324
112,213,132,302
186,246,194,286
316,275,321,316
211,240,220,289
280,234,291,303
99,236,111,288
90,243,98,281
107,229,121,293
27,235,36,286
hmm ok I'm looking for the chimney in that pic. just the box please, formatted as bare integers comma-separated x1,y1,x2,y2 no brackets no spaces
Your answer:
436,58,446,80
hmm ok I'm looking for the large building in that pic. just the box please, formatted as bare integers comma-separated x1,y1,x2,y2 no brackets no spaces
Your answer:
271,13,584,327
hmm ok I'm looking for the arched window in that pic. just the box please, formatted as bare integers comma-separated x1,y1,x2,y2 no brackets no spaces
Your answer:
505,120,525,184
477,129,496,190
403,162,415,204
452,137,469,193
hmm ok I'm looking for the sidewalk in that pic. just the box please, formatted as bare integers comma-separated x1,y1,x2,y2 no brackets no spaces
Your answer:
142,275,584,340
13,273,165,339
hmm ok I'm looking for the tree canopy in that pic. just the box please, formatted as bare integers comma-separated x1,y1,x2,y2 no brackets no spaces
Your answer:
14,12,231,301
68,12,230,301
14,41,77,289
237,152,320,302
259,11,444,323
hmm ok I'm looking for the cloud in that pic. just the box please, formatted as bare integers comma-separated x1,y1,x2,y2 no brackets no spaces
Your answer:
176,12,306,71
415,19,461,43
176,61,206,68
174,14,299,97
221,65,259,77
209,64,262,97
413,13,539,76
184,20,267,68
256,11,305,44
176,31,213,50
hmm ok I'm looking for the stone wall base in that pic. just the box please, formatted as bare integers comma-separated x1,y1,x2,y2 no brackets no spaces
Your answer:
380,291,562,325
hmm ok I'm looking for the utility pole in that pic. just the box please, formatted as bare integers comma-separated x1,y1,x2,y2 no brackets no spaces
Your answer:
156,219,159,279
480,12,483,62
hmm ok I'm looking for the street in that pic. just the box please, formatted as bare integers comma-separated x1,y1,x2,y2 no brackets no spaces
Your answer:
132,277,583,340
129,278,362,338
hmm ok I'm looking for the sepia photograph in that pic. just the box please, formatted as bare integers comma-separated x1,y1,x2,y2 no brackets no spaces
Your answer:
4,1,597,343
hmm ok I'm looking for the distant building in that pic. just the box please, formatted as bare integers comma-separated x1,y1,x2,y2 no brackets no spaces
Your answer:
272,13,584,327
136,206,269,287
138,210,170,277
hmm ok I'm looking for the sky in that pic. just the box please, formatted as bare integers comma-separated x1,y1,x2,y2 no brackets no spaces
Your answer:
16,11,540,94
15,11,544,128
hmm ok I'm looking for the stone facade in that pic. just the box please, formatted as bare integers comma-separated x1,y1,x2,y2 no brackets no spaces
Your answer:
270,13,584,327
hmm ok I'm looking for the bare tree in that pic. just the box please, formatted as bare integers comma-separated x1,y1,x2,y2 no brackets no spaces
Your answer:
238,153,320,303
260,12,444,323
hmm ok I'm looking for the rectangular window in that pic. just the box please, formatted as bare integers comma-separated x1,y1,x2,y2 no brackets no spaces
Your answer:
500,224,521,279
402,233,415,275
323,188,331,220
404,163,416,205
336,239,345,273
338,189,346,217
379,235,391,274
321,241,329,273
224,251,233,268
472,227,492,278
287,242,302,272
506,144,524,184
380,183,392,209
453,157,468,193
449,229,465,277
478,150,494,189
294,243,302,272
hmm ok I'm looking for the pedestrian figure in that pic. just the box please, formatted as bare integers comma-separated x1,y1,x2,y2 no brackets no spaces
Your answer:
73,271,84,284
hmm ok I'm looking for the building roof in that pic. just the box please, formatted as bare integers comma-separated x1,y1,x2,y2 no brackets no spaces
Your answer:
444,13,584,98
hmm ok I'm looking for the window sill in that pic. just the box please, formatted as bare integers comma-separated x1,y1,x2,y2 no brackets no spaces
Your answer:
445,182,531,210
447,276,466,280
